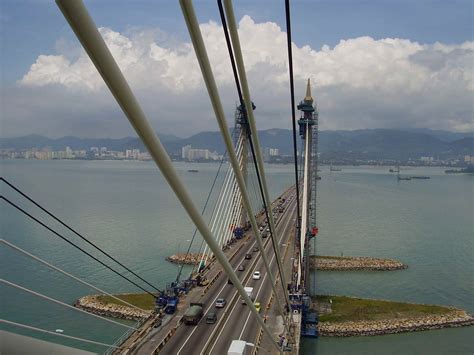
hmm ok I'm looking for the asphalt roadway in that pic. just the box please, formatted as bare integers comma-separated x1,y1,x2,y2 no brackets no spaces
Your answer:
157,188,297,355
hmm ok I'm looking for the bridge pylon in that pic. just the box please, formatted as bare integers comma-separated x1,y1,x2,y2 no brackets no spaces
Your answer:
290,78,319,339
234,102,256,230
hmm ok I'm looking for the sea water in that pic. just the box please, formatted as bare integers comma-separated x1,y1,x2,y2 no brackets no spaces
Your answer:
1,161,472,354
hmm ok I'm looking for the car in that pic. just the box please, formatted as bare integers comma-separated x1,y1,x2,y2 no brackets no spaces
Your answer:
252,271,261,280
245,253,252,260
206,312,217,324
253,246,259,252
227,278,233,285
238,264,245,271
254,302,261,313
215,298,226,308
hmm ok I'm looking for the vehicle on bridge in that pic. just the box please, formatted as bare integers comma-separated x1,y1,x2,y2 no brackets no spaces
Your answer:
238,264,245,271
206,312,217,324
254,302,261,313
183,302,204,325
228,340,250,355
215,298,226,308
195,275,209,287
245,253,252,260
241,287,254,304
252,271,261,280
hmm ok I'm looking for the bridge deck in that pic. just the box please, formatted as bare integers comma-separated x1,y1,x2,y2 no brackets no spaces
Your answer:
126,186,300,355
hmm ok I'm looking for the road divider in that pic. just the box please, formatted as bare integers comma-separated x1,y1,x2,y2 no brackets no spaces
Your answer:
201,270,223,296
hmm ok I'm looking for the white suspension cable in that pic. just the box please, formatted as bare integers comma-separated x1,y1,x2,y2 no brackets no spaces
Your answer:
212,135,243,251
53,3,277,349
203,138,241,263
223,0,293,320
222,150,243,247
203,160,234,262
210,136,242,239
179,0,288,345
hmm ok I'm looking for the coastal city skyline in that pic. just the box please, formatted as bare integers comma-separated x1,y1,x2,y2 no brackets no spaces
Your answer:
1,1,472,354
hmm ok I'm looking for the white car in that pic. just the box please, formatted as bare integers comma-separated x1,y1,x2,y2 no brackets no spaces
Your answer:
252,271,261,280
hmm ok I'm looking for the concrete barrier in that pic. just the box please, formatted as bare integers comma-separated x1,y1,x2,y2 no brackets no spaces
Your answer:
201,270,223,296
152,326,177,354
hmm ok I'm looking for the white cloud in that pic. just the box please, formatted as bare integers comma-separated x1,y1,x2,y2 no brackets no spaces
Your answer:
6,16,474,137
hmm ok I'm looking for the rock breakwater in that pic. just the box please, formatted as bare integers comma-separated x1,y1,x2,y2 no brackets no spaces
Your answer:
75,295,152,321
166,253,204,265
318,310,474,336
312,255,407,271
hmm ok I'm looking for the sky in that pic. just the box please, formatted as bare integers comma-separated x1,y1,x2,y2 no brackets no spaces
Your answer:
1,0,473,138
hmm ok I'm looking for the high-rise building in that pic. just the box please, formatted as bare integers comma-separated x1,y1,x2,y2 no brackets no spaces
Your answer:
182,145,192,159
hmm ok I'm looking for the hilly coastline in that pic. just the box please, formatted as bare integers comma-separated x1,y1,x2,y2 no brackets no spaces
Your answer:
1,128,472,161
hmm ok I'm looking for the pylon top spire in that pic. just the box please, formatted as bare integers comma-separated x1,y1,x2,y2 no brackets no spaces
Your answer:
304,78,313,103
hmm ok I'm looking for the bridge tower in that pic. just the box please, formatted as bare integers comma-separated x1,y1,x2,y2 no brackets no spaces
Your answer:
295,78,320,339
297,79,319,293
234,102,255,229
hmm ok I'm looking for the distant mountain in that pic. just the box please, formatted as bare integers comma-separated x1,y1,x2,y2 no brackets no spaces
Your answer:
402,128,473,142
319,129,473,160
1,129,472,161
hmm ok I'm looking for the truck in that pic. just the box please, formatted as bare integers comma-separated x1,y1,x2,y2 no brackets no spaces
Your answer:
182,302,204,325
165,297,178,314
155,294,179,314
228,340,249,355
241,287,254,305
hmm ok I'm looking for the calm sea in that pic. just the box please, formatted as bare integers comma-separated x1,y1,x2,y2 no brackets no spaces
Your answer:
1,160,473,354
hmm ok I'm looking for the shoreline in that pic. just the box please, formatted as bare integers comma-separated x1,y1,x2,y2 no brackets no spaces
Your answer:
167,253,408,271
312,295,473,337
74,294,153,321
166,253,205,265
318,310,474,337
311,255,407,271
74,292,473,338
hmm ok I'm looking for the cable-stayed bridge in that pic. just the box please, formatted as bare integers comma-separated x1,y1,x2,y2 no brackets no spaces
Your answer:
1,1,319,354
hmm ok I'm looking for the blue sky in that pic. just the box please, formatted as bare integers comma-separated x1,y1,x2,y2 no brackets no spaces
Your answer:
2,0,472,84
1,0,473,137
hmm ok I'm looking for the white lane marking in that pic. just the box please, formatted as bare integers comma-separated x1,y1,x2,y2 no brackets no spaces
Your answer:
238,203,295,340
177,238,259,354
209,201,296,354
176,280,227,355
203,219,286,355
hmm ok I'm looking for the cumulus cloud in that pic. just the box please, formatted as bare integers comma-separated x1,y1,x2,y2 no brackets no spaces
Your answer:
4,15,473,137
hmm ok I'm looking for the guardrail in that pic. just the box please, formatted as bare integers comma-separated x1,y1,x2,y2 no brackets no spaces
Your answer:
151,189,297,354
201,237,268,353
253,203,296,355
104,321,140,355
201,270,223,296
150,317,184,354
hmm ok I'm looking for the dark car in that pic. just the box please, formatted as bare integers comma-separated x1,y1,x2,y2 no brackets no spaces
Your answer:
206,312,217,324
245,253,252,260
153,318,162,328
227,278,233,285
238,264,245,271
